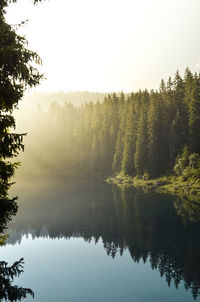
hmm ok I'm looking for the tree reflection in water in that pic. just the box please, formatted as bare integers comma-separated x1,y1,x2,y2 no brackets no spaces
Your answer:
0,185,34,301
6,180,200,300
174,194,200,224
112,186,200,300
0,258,34,302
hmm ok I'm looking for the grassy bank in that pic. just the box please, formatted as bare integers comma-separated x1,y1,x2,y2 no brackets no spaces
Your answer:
106,173,200,198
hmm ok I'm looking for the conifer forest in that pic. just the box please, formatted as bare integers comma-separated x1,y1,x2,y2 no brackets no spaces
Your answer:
1,0,200,301
25,68,200,181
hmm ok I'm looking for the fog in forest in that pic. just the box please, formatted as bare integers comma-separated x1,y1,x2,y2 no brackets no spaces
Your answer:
13,91,109,182
13,68,200,184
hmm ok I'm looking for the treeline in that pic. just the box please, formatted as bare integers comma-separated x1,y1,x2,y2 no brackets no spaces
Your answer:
18,68,200,178
22,91,106,109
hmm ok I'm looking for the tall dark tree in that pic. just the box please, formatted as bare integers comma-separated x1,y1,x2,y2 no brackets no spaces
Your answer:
0,0,43,188
0,2,43,299
121,101,137,175
189,81,200,153
16,67,200,179
134,92,149,176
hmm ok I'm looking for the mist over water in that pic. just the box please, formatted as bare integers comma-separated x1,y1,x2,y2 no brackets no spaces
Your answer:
5,176,200,302
2,0,200,299
2,92,199,301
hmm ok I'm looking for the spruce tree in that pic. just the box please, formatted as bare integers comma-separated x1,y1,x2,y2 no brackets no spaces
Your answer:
189,82,200,153
121,100,137,176
134,104,149,177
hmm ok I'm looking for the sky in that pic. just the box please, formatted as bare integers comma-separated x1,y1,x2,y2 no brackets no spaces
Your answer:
6,0,200,93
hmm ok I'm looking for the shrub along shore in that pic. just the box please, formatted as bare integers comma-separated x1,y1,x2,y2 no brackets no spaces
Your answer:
107,145,200,201
107,173,200,198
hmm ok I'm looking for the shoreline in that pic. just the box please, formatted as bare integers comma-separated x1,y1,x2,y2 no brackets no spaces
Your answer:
106,174,200,198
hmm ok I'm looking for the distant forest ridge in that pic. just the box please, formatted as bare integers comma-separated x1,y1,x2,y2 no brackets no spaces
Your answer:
23,91,108,107
17,68,200,179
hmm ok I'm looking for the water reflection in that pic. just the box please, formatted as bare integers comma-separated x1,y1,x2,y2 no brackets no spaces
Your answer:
174,194,200,224
0,184,34,301
0,190,18,234
6,180,200,300
115,187,200,300
0,258,34,302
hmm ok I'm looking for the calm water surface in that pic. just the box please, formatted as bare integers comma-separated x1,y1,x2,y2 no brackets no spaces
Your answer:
1,178,200,301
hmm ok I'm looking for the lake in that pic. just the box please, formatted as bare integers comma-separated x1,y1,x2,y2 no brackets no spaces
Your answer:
1,177,200,302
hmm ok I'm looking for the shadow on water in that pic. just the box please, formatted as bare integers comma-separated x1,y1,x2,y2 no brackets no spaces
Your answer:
0,182,34,301
174,193,200,225
6,178,200,300
113,186,200,300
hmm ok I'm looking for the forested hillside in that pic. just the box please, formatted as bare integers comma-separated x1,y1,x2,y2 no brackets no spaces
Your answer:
17,68,200,180
23,91,106,108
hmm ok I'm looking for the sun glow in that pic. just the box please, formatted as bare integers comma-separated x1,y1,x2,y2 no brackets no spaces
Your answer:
6,0,200,92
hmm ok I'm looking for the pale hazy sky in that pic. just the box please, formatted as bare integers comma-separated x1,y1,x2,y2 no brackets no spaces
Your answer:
6,0,200,92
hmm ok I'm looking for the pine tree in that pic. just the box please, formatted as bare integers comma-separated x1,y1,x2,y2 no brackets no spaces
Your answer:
189,82,200,153
0,0,43,189
112,98,127,173
134,104,149,177
148,91,168,176
121,100,138,176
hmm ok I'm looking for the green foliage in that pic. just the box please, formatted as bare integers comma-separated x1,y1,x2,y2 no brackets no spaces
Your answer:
26,68,200,180
0,0,43,186
0,1,42,300
189,153,199,168
174,148,200,181
0,234,9,246
119,102,135,175
134,104,149,177
142,171,150,180
189,84,200,153
0,258,34,301
174,146,189,175
174,195,200,224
